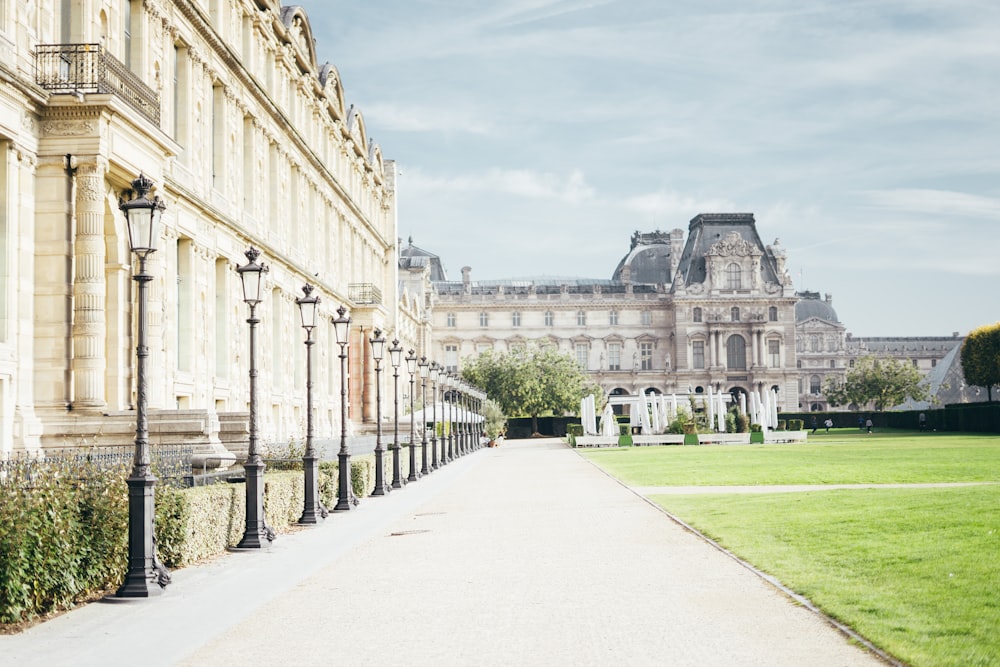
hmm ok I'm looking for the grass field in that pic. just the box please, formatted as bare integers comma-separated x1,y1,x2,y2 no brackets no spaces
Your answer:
580,431,1000,667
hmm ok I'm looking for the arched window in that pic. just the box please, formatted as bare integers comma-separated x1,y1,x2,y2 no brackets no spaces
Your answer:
730,306,740,322
693,307,702,323
810,375,821,394
726,263,742,289
768,306,778,321
726,334,747,370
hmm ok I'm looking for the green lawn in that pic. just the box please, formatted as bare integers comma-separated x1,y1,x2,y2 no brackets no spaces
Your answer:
580,432,1000,667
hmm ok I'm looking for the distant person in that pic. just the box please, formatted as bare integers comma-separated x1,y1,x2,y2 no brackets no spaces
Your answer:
858,416,865,431
918,412,927,431
866,418,873,434
824,418,833,433
811,416,817,434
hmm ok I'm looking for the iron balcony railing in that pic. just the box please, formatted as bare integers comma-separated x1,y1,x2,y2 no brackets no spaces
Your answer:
34,43,160,125
348,283,383,305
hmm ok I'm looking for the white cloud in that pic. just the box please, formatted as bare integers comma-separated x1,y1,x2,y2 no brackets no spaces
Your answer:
404,167,595,204
860,189,1000,220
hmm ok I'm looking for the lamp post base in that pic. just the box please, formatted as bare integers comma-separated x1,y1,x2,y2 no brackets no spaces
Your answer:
116,474,170,598
236,460,274,548
298,455,327,524
333,451,353,512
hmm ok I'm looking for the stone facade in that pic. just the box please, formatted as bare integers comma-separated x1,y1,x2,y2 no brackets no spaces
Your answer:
0,1,410,458
420,213,801,414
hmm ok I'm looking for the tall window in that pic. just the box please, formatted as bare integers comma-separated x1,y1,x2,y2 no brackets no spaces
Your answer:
174,43,191,151
544,311,554,326
512,311,521,327
768,306,778,322
212,84,225,191
575,343,589,370
608,343,621,371
577,310,586,326
640,342,653,370
479,312,489,327
726,263,742,289
609,310,619,325
176,239,194,372
123,0,132,69
730,306,740,322
768,339,780,367
0,142,7,341
446,312,456,327
444,345,458,372
693,307,702,323
810,375,821,394
726,334,747,370
641,310,651,326
692,341,705,369
214,259,228,378
810,335,821,352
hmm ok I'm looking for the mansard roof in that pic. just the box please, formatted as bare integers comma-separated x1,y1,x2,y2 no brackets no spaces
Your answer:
673,213,780,288
399,238,448,281
795,291,840,324
611,230,679,284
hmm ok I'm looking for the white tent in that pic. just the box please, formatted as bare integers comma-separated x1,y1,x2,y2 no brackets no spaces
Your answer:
600,402,618,437
638,391,652,434
650,393,662,433
581,394,598,435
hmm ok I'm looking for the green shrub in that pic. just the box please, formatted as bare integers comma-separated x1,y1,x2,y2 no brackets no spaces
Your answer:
777,419,786,431
750,423,763,432
788,419,804,431
735,413,749,433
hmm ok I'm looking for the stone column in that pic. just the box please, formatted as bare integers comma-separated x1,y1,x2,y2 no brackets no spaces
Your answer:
71,161,107,409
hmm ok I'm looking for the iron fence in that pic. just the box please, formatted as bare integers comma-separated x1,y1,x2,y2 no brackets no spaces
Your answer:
0,445,193,489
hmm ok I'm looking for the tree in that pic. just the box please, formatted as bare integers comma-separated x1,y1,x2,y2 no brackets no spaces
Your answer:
822,355,928,411
461,345,600,434
961,322,1000,402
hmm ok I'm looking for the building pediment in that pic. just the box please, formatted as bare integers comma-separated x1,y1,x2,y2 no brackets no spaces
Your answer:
705,231,763,258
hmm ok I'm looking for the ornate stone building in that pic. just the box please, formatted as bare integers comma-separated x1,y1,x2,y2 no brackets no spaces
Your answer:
417,213,802,413
1,1,411,458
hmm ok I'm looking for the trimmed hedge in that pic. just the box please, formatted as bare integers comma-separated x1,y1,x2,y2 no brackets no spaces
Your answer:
1,454,380,627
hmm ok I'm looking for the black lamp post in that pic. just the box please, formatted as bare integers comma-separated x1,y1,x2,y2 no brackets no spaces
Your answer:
369,328,389,496
429,361,440,470
418,357,430,476
406,350,419,482
235,247,274,549
116,173,170,597
442,373,453,463
446,373,456,462
296,284,326,524
388,339,404,489
455,378,465,457
332,306,353,511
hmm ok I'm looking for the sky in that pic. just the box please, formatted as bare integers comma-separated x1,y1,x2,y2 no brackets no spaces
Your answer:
295,0,999,337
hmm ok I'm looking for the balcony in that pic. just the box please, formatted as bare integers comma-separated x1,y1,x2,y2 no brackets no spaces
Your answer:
348,283,383,306
34,43,160,125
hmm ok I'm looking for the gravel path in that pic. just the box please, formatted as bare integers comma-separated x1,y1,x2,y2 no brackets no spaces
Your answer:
1,438,892,666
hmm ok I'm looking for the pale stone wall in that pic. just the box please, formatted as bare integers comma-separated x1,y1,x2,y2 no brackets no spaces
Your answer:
0,1,397,457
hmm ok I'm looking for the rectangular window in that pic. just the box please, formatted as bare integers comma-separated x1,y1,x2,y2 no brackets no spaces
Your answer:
692,341,705,369
445,345,458,372
609,310,618,325
693,307,702,323
176,238,194,372
446,312,456,327
212,84,225,191
476,343,491,354
575,343,588,370
640,342,653,370
608,343,621,371
768,340,780,368
577,311,586,326
544,311,554,326
214,259,228,378
479,312,489,327
512,311,521,327
641,311,651,326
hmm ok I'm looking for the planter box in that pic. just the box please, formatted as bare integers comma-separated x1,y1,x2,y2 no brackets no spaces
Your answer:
750,431,765,443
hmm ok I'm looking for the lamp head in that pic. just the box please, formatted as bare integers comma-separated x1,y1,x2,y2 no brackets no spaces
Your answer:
120,173,166,260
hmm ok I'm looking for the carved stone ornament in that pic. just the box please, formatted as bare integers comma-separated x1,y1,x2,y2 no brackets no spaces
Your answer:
705,231,762,258
43,120,97,137
687,282,704,294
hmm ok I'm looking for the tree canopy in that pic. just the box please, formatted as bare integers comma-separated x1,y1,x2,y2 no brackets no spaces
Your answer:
461,345,600,434
823,355,928,411
961,322,1000,402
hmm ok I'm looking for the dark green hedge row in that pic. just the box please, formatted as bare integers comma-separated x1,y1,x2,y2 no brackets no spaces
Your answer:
0,454,380,627
780,403,1000,433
